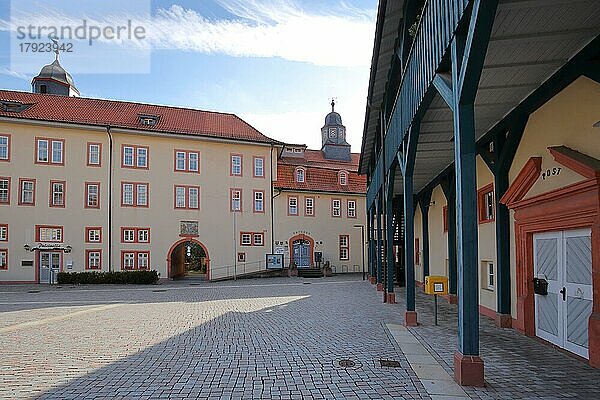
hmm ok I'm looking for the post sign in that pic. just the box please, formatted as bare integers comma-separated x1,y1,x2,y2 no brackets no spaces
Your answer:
266,254,284,269
424,275,448,295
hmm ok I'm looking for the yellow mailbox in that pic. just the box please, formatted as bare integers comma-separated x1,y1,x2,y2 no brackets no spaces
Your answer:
424,275,448,295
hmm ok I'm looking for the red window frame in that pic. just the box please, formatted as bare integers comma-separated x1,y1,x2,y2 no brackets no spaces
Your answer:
173,149,200,173
252,156,265,178
253,190,265,213
331,198,342,218
174,185,200,210
35,137,65,166
0,224,7,241
230,188,242,212
287,195,298,216
85,182,101,209
230,153,243,176
304,196,315,217
477,183,495,224
86,142,102,167
240,232,252,246
18,178,36,206
338,170,348,186
121,182,149,208
49,180,66,208
295,167,306,183
120,227,151,243
0,177,10,205
0,134,11,162
0,249,7,270
85,249,102,270
347,199,357,218
36,225,64,243
121,144,149,169
85,227,102,243
252,232,265,246
121,250,150,270
339,235,349,261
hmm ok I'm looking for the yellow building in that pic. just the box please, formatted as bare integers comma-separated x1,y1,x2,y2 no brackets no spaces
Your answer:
0,60,366,283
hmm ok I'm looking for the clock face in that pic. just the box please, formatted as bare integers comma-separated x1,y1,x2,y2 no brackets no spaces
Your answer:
329,127,337,138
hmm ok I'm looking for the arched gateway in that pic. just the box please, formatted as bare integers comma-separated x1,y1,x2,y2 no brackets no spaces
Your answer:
167,239,210,280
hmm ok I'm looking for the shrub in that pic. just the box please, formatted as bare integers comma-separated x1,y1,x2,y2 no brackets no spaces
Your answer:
57,270,159,285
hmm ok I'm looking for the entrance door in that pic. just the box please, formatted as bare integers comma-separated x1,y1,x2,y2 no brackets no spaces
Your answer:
534,229,593,358
39,252,61,284
293,240,310,268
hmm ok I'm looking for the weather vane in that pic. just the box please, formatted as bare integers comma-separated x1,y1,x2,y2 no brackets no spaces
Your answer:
331,97,337,112
50,36,60,61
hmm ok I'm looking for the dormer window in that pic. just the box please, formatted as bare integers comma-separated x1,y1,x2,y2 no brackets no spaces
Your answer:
1,101,31,113
339,171,348,186
138,114,159,126
295,167,306,183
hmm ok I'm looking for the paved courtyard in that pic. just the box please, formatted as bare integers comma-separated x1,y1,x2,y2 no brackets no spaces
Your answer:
0,276,599,399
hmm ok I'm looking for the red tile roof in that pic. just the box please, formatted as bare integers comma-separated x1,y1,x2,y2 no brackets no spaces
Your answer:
279,149,360,171
275,150,366,194
0,90,280,144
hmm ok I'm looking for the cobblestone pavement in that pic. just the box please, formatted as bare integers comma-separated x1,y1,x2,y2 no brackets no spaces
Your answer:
2,277,599,399
398,287,600,399
1,277,428,400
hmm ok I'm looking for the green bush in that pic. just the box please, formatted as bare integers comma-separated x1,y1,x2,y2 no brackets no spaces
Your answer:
57,270,159,285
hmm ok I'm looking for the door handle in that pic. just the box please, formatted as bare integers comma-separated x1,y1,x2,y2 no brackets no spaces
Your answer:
559,287,566,301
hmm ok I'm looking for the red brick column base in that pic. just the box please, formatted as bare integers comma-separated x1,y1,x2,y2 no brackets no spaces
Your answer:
446,294,458,304
589,312,600,368
453,352,485,387
495,313,513,328
386,293,396,304
370,277,377,284
376,283,383,291
405,311,418,327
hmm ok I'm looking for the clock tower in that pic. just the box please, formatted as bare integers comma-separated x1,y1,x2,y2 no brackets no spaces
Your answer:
321,99,351,161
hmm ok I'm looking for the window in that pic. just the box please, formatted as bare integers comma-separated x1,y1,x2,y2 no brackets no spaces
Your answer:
123,229,135,242
121,251,150,270
443,206,448,232
85,227,101,243
482,261,494,291
121,145,149,169
0,224,7,241
121,182,149,207
253,190,264,213
0,135,9,161
37,226,63,242
189,152,199,172
138,114,159,126
231,189,242,211
477,184,495,223
87,143,101,166
174,185,200,209
240,232,264,246
175,151,186,171
305,197,314,216
253,157,264,177
288,196,298,215
86,250,102,270
0,249,7,270
40,84,47,94
49,181,65,207
174,150,200,172
36,138,64,165
19,179,35,205
0,178,9,204
138,229,149,243
347,200,356,218
86,183,100,209
253,233,264,246
339,235,349,261
295,167,305,183
339,171,348,186
238,252,246,262
332,199,341,217
241,233,252,246
231,154,242,176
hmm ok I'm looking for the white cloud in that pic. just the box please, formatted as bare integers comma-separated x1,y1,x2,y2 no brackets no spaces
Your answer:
0,1,376,68
0,67,30,80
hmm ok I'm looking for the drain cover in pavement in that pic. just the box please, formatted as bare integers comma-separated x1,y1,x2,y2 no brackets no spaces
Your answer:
153,289,167,292
27,290,40,293
379,359,402,368
338,359,356,368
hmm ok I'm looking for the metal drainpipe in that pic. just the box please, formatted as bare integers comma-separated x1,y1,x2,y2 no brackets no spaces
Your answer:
270,144,275,254
106,126,113,272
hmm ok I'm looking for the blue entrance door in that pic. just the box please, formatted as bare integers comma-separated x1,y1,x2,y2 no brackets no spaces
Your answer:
293,240,311,268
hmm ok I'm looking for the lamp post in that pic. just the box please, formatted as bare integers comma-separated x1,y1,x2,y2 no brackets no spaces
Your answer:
353,224,365,280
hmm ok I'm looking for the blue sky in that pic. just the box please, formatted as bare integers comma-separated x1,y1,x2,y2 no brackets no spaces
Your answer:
0,0,377,151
